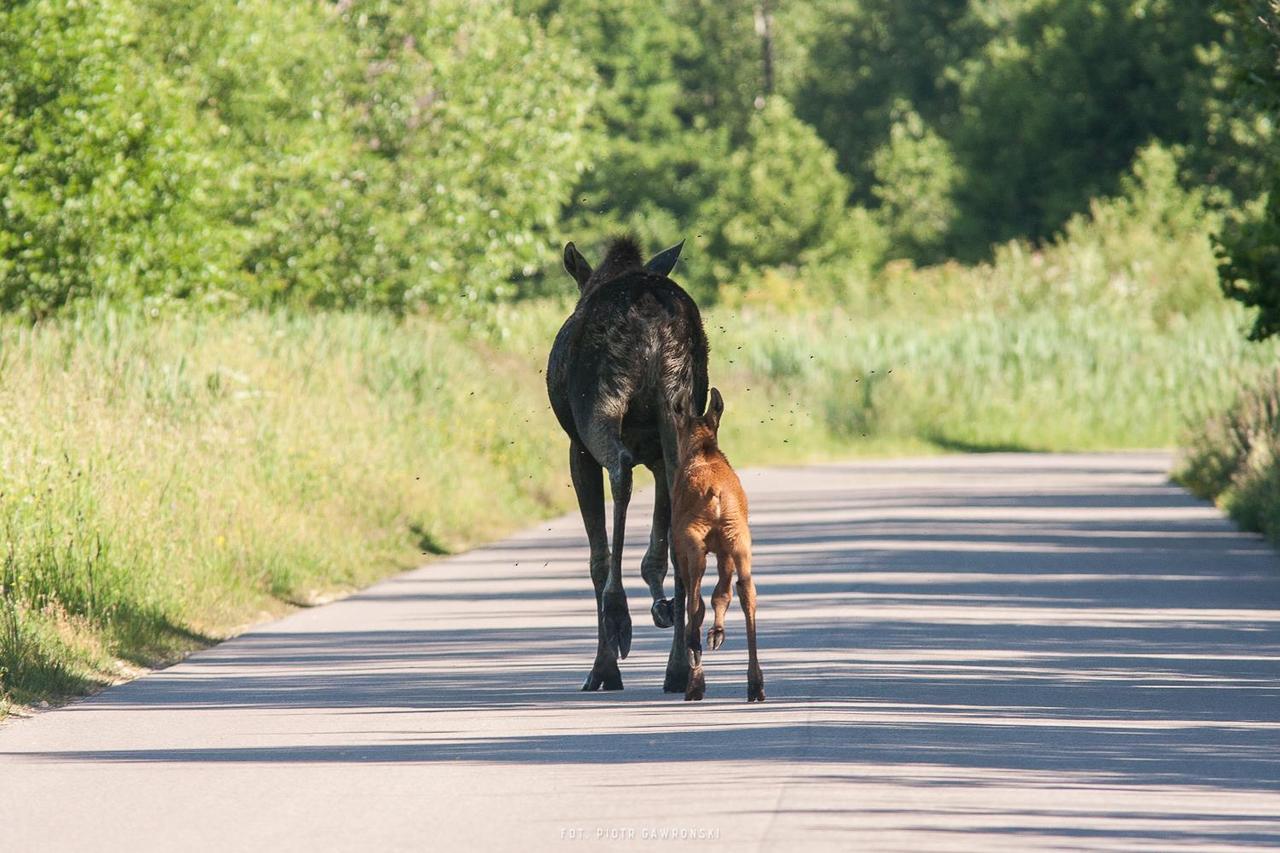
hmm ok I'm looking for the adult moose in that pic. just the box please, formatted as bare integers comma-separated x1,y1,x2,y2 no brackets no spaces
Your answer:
547,236,708,692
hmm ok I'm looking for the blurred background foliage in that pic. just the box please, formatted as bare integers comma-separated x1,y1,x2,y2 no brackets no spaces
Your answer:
2,0,1277,316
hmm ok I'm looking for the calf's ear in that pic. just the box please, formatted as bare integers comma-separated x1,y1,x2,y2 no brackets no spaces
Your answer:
564,242,592,289
706,387,724,431
644,240,684,277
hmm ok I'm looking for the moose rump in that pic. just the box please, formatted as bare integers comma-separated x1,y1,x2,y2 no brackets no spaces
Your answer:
547,237,708,692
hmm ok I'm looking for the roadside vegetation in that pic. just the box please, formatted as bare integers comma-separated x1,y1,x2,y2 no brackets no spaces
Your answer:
3,1,1279,708
1177,1,1280,542
1178,370,1280,542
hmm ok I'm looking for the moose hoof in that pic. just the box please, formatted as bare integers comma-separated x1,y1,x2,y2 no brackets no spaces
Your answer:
663,666,690,694
685,669,706,701
747,677,766,703
706,626,725,651
651,599,674,629
602,597,633,660
581,661,624,691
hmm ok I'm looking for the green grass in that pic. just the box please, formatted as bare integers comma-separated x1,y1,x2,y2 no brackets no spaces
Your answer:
711,305,1278,454
3,265,1277,711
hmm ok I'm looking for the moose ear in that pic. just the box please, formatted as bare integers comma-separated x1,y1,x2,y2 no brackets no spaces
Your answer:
644,240,684,277
706,387,724,431
563,242,592,289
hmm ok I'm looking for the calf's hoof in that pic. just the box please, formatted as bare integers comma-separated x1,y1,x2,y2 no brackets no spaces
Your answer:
747,676,766,703
684,669,706,701
651,598,674,629
601,595,633,659
581,660,624,691
706,626,725,651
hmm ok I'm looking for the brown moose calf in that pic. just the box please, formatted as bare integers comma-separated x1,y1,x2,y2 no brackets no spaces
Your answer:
671,388,765,702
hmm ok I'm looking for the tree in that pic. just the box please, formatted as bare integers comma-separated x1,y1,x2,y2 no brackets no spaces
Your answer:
139,0,598,308
784,0,1224,262
0,0,228,316
698,97,854,282
950,1,1221,256
784,0,981,211
870,102,958,262
1215,1,1280,340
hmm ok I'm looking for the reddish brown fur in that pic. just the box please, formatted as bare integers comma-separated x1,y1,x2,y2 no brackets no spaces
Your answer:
670,388,765,702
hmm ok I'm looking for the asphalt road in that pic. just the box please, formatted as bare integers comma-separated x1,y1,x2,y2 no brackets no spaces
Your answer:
3,453,1279,851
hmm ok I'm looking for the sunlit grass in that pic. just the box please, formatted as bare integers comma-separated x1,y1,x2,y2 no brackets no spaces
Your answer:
0,306,574,706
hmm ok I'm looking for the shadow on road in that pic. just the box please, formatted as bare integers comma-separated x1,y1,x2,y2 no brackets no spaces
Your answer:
9,456,1280,848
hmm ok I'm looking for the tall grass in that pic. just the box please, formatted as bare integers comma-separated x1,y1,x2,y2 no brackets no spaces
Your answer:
713,305,1277,454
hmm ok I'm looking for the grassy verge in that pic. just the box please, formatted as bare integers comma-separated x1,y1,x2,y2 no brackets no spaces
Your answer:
0,307,573,708
2,291,1277,711
1176,369,1280,541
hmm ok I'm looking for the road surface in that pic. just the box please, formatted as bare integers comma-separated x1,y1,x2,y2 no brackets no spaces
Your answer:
3,453,1279,850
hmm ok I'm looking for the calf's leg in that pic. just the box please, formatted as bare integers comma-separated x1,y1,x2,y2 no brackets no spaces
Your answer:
707,553,733,651
678,539,708,701
735,550,765,702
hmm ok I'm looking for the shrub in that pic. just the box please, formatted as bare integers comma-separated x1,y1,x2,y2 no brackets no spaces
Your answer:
1178,369,1280,540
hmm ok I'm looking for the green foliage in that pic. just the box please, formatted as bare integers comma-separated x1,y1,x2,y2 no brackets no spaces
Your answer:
785,0,979,201
522,0,739,295
871,103,959,262
0,0,227,317
1213,0,1280,340
525,1,877,298
1220,191,1280,339
2,0,1269,309
1055,144,1221,323
698,98,854,287
948,1,1221,253
737,145,1218,324
784,0,1226,260
339,1,599,305
137,0,376,307
2,0,597,314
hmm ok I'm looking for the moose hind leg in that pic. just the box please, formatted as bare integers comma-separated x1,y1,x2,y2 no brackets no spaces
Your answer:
601,450,635,660
643,462,674,629
570,442,622,691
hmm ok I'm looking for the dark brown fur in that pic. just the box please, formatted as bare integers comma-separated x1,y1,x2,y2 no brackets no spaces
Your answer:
671,388,765,702
547,237,708,692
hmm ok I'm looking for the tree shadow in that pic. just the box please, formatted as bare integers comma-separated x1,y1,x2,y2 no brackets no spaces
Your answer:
923,433,1039,454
